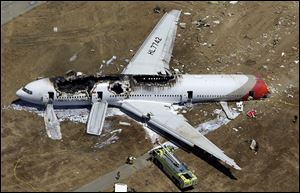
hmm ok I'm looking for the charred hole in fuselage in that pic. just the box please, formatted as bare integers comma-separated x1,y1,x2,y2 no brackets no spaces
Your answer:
51,74,121,94
110,82,124,94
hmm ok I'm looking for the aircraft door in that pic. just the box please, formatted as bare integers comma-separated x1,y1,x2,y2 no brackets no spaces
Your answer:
42,92,55,104
97,92,103,100
42,93,49,103
248,90,254,100
187,91,193,103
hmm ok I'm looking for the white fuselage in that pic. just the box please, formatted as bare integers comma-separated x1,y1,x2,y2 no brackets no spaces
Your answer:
101,74,256,106
16,74,264,107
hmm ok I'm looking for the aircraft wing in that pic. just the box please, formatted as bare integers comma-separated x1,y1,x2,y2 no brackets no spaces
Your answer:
121,100,241,170
121,10,181,75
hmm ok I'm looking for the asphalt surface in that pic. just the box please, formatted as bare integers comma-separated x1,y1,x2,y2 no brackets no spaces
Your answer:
74,153,152,192
1,1,45,25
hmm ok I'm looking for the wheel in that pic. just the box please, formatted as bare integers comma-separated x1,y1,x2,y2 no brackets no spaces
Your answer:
157,161,163,169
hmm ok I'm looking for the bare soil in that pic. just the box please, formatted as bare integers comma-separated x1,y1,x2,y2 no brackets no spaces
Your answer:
1,1,299,192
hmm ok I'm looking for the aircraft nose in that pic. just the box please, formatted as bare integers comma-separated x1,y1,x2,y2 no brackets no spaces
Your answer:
16,88,24,99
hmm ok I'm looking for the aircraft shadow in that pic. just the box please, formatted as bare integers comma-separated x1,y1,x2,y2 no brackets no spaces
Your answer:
120,108,238,180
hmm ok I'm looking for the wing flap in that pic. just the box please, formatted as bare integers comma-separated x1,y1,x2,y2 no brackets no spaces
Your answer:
121,100,241,170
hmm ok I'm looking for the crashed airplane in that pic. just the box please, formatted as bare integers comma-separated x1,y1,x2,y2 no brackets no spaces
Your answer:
16,10,270,170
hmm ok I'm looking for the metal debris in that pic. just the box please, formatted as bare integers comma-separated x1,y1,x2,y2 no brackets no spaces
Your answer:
119,121,131,126
53,26,58,32
192,19,210,28
183,12,191,16
153,6,161,14
232,128,238,132
249,139,259,153
179,22,186,29
106,56,117,66
236,101,244,112
69,54,77,62
247,109,257,118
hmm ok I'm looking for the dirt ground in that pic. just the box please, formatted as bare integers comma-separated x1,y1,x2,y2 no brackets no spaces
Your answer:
1,1,299,192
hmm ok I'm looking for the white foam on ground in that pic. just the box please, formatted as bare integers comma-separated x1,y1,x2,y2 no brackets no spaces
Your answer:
196,109,240,135
5,104,124,124
4,102,240,148
142,123,161,144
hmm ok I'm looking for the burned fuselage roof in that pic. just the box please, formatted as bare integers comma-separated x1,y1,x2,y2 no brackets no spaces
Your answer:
50,72,178,95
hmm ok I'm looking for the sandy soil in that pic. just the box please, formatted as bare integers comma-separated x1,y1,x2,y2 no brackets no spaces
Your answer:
1,1,299,192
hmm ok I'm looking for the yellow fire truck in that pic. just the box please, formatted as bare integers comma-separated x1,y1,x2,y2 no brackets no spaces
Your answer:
150,145,197,189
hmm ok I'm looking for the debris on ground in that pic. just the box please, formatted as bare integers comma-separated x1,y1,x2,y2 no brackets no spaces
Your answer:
183,12,192,16
229,1,239,5
196,109,240,135
53,26,58,32
153,6,161,14
247,109,257,118
287,94,294,98
232,128,238,132
119,121,131,126
213,20,220,24
236,101,244,112
249,139,259,154
179,22,186,29
69,54,78,62
106,55,117,66
192,19,210,28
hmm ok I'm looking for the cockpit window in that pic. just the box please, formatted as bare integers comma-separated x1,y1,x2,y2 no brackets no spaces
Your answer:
22,87,33,95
